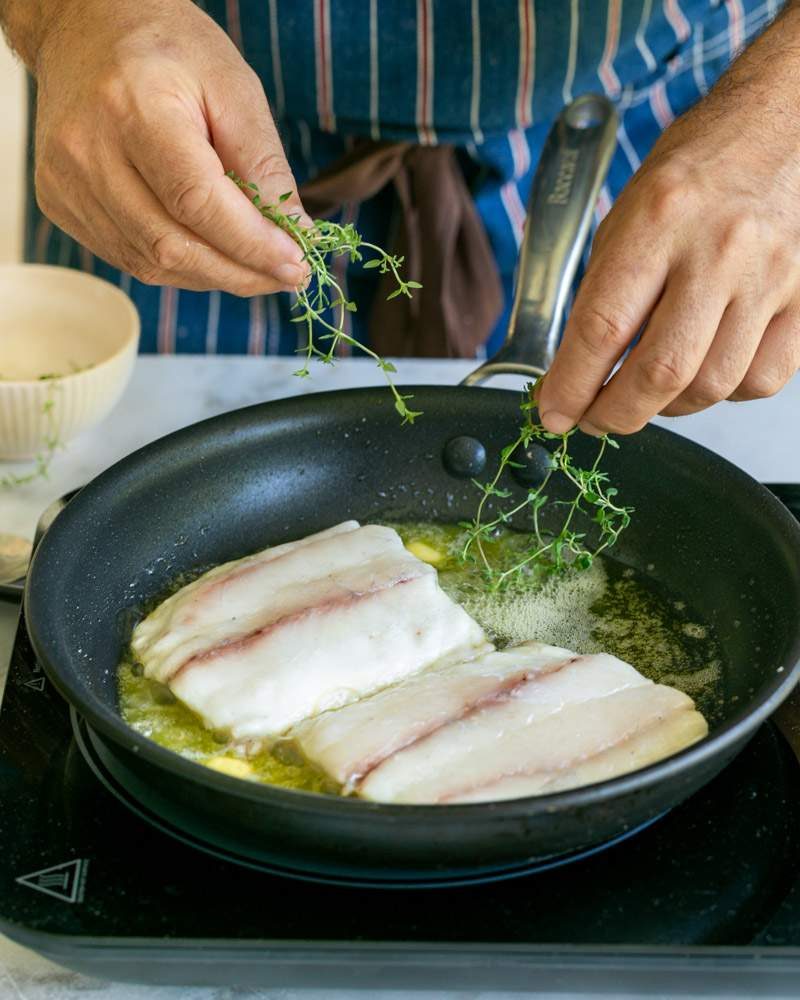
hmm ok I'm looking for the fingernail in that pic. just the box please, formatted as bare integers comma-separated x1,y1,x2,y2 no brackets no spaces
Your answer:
539,411,575,434
579,420,604,437
276,262,305,286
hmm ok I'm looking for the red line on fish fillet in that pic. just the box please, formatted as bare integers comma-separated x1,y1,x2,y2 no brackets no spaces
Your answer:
353,655,582,788
173,525,363,627
437,705,685,804
170,573,422,681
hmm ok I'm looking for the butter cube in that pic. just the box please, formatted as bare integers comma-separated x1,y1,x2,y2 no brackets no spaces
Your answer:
406,540,444,565
205,756,255,780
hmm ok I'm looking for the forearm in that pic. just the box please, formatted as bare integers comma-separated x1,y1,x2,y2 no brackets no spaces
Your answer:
740,0,800,71
698,1,800,124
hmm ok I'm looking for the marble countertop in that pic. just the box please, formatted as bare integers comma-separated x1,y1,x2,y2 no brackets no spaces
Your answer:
2,355,800,543
1,355,799,1000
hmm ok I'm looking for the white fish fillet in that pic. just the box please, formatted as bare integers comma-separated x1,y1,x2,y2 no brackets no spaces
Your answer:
131,521,360,682
291,642,581,788
132,522,487,738
359,661,707,803
451,708,708,802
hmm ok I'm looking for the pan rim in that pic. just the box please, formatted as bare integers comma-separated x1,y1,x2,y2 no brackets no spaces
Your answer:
33,636,800,819
24,385,800,820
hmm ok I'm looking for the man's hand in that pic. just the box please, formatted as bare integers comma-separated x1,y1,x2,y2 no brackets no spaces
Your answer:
538,7,800,435
3,0,308,294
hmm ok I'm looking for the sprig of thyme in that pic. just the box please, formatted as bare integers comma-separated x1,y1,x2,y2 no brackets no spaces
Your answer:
461,384,633,587
0,389,60,489
228,172,422,424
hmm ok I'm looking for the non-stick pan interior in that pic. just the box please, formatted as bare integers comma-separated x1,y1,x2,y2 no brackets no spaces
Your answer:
26,385,800,749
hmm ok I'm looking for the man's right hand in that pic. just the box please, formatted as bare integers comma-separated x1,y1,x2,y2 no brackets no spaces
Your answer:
17,0,309,294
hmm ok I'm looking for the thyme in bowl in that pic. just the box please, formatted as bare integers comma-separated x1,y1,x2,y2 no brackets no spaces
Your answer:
461,385,633,587
0,379,61,489
228,172,422,424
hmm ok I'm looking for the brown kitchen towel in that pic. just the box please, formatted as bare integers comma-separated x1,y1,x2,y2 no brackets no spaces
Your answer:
300,140,504,358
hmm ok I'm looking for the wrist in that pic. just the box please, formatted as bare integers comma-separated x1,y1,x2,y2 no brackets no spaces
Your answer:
712,3,800,112
0,0,88,72
6,0,194,77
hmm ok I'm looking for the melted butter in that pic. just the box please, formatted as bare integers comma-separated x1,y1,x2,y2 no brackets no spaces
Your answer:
119,522,724,793
395,522,723,722
118,662,337,794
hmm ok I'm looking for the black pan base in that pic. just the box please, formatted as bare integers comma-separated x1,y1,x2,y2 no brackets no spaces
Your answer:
4,618,800,993
73,711,665,889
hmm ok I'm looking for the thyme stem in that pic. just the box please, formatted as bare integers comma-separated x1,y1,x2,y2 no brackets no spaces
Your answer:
228,172,422,424
0,387,60,490
461,381,633,586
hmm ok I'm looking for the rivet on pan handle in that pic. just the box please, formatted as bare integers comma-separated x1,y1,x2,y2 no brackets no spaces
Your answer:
462,94,618,387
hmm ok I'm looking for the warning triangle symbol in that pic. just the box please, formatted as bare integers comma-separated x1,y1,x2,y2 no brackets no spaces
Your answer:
24,676,46,693
16,859,88,904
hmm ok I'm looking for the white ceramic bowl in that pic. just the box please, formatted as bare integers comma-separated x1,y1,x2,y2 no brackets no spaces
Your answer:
0,264,140,460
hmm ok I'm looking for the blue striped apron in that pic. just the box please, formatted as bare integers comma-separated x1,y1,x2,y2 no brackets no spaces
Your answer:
25,0,781,357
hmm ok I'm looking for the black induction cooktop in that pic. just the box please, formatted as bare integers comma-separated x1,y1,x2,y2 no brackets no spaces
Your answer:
2,486,800,994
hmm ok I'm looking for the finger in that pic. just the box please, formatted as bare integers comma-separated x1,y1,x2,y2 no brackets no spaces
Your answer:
536,245,669,434
43,172,290,296
99,161,291,294
659,298,772,416
578,268,729,435
37,135,291,294
126,109,307,285
207,77,313,229
35,171,138,273
43,168,289,295
50,201,167,288
729,306,800,401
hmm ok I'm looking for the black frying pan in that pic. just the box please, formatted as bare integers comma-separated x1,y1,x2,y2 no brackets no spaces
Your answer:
24,96,800,886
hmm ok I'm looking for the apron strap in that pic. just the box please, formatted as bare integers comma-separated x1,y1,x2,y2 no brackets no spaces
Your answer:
301,140,503,358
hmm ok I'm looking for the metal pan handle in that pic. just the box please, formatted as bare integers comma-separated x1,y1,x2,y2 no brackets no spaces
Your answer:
462,94,618,387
